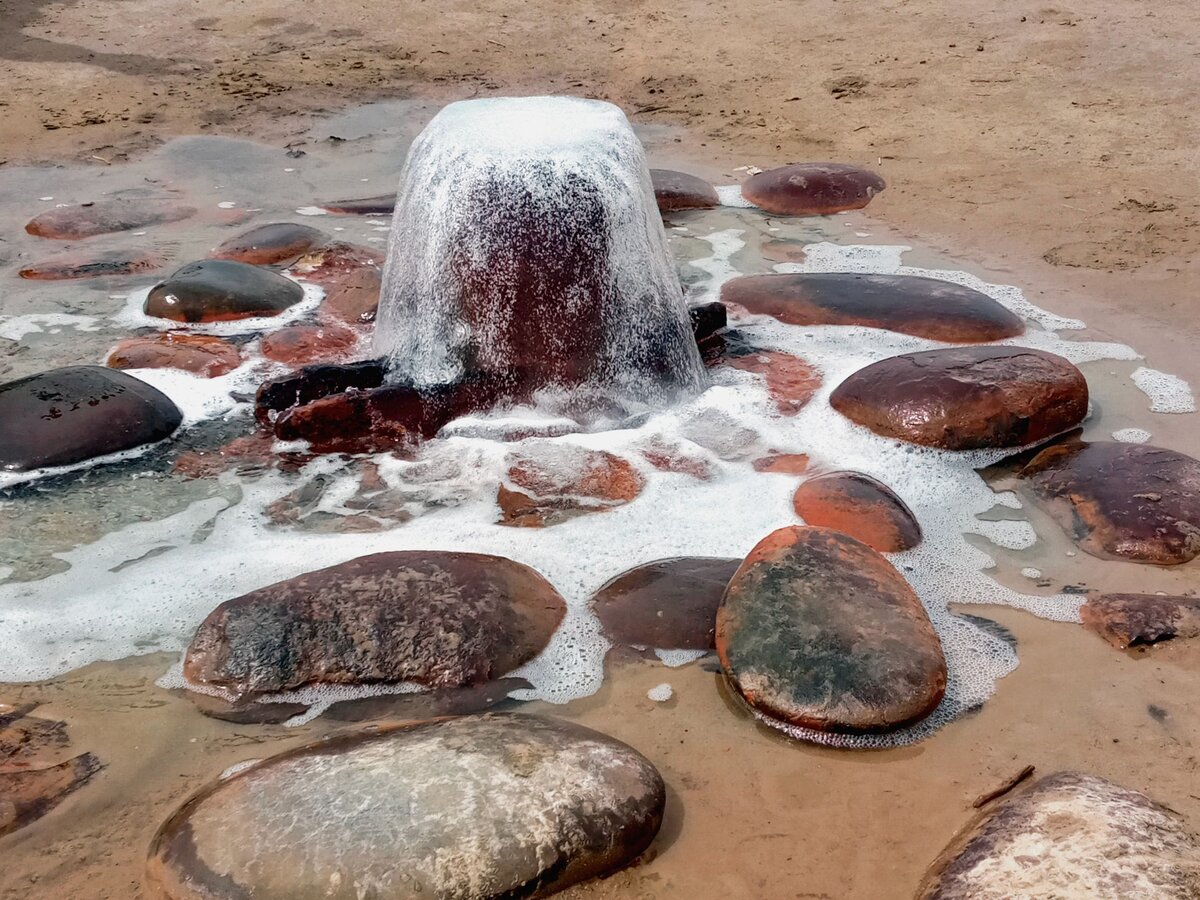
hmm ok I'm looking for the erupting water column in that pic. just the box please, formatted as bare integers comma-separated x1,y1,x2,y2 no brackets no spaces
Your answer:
373,96,707,417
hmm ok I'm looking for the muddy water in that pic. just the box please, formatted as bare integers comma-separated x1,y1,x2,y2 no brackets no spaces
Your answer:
1,102,1198,899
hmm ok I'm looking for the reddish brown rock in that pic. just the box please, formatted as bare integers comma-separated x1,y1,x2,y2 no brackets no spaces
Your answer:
753,453,811,475
724,349,822,415
319,265,381,323
18,249,166,281
184,551,567,700
716,525,946,733
255,359,386,425
210,222,327,265
1021,440,1200,565
741,163,886,215
25,199,195,240
650,168,719,212
638,437,713,480
173,433,311,479
145,260,305,323
319,194,396,215
830,347,1088,450
273,384,445,454
792,471,921,552
289,242,384,287
260,323,361,365
107,333,241,378
498,443,645,527
721,273,1024,343
591,557,740,650
1081,593,1200,648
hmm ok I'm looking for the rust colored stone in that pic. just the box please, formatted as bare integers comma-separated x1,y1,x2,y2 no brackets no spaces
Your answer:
498,443,645,527
752,453,811,475
210,222,327,265
25,199,195,240
1021,440,1200,565
650,168,719,211
255,359,386,425
19,249,166,281
830,346,1088,449
792,470,922,552
638,437,713,480
273,384,441,454
260,323,361,365
741,162,886,215
724,349,822,415
319,194,396,215
145,260,305,323
107,333,241,378
716,525,946,733
173,433,311,479
721,273,1024,343
319,265,381,323
1081,593,1200,648
289,242,384,287
183,551,567,700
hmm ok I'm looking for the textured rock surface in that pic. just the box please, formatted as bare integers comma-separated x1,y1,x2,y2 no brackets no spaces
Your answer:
255,358,386,424
319,265,381,323
145,714,665,900
107,333,241,378
18,249,166,280
753,452,811,475
830,347,1087,449
319,194,397,215
724,349,822,415
498,442,645,527
144,259,305,323
1020,440,1200,565
716,526,946,733
917,772,1200,899
210,222,327,265
741,163,885,215
1081,593,1200,648
0,366,182,471
650,168,719,211
792,471,922,552
591,557,740,650
184,551,566,700
721,273,1024,342
25,199,195,240
260,323,360,365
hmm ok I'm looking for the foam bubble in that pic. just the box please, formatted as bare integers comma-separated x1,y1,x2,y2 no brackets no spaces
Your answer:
715,184,756,208
655,648,708,668
1112,427,1152,443
647,683,673,702
0,313,102,341
1131,366,1196,413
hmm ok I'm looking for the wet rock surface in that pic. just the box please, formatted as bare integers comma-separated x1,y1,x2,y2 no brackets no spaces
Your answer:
1081,593,1200,648
716,525,946,733
18,249,166,281
144,259,305,323
721,273,1024,342
591,557,740,650
1020,439,1200,565
319,193,397,215
25,199,196,240
183,551,567,700
145,713,665,900
106,333,242,378
724,348,822,415
0,366,183,471
917,772,1200,899
498,443,645,527
255,358,386,424
260,322,360,365
319,265,381,323
210,222,327,265
792,471,922,552
289,241,384,286
741,163,886,215
650,168,719,211
830,346,1088,449
753,452,811,475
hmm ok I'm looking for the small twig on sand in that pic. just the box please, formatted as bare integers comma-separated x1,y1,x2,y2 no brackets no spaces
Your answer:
486,39,506,47
973,765,1035,808
89,155,111,165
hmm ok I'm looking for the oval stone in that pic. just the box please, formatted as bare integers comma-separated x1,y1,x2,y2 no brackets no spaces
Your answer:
0,366,183,471
830,346,1088,449
499,444,645,527
1081,593,1200,648
25,199,196,240
917,772,1200,899
1020,439,1200,565
210,222,327,265
145,714,665,900
716,525,946,733
184,551,567,700
145,260,305,323
721,273,1024,343
741,163,885,215
590,557,740,650
18,249,166,281
320,265,381,323
650,168,719,212
107,333,242,378
792,471,922,552
260,323,360,365
319,194,397,215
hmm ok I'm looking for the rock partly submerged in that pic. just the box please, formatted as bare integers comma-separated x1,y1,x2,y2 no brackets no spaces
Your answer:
19,249,166,281
1081,593,1200,648
209,222,328,266
740,162,885,215
107,333,242,378
25,199,195,240
144,260,305,323
650,168,719,212
792,470,922,552
498,442,645,527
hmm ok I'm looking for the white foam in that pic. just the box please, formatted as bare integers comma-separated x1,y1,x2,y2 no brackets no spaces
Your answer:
647,683,673,702
296,206,327,216
1021,567,1043,580
655,648,708,668
1112,427,1152,443
0,314,102,341
715,184,756,208
1131,366,1196,413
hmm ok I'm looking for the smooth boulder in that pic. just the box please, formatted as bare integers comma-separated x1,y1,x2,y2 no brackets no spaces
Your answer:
741,163,885,215
184,551,567,700
498,443,645,527
830,346,1088,449
107,333,241,378
1081,593,1200,648
210,222,327,265
19,249,166,280
144,260,305,323
319,194,397,215
25,199,195,240
650,168,719,212
716,525,946,733
260,323,360,365
0,366,183,471
917,772,1200,899
1020,440,1200,565
145,714,665,900
792,471,921,552
721,273,1024,343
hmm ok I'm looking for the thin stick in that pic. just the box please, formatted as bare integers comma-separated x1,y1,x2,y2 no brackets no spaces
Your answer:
972,765,1035,808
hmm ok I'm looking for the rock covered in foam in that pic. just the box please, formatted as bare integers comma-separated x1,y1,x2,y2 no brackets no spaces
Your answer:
144,260,305,323
591,557,740,651
145,714,665,900
721,273,1024,343
209,222,327,265
650,168,719,211
723,348,822,415
25,199,195,240
373,96,706,410
716,526,946,734
753,452,811,474
0,366,182,471
1081,593,1200,648
289,242,384,286
183,551,566,701
830,347,1088,450
740,163,886,215
107,333,242,378
792,471,922,552
1020,440,1200,565
917,772,1200,899
18,249,166,281
498,441,645,527
260,322,360,365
